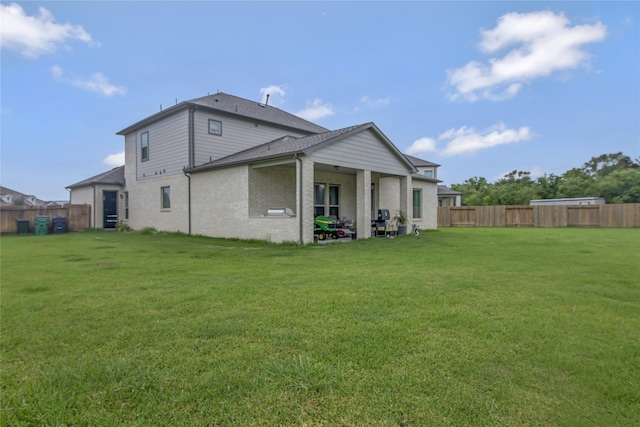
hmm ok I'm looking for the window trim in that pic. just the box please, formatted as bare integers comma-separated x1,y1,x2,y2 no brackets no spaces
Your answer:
314,182,340,218
141,131,149,162
329,185,340,218
413,188,422,219
161,186,171,210
208,119,222,136
314,183,325,217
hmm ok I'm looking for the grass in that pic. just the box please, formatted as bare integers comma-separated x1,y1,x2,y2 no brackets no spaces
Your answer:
1,228,639,426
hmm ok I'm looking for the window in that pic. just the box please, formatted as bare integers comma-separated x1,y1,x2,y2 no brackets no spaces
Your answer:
315,183,340,217
161,186,171,210
329,185,340,217
124,192,129,219
314,184,325,217
413,189,422,219
141,131,149,161
424,170,433,178
208,119,222,135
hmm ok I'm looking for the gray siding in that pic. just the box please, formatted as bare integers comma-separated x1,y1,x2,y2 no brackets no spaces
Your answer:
193,110,309,167
311,129,410,176
134,110,189,180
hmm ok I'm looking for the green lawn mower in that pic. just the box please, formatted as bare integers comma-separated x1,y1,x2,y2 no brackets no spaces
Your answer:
314,215,340,240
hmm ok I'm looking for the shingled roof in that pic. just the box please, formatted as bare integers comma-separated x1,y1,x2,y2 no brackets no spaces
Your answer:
404,154,440,168
66,166,125,189
438,185,462,196
117,92,329,135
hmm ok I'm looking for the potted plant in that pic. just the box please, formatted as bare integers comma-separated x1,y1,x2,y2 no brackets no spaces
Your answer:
393,210,407,235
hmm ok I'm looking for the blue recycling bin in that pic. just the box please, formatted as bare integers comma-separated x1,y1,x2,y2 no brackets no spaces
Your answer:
52,216,67,234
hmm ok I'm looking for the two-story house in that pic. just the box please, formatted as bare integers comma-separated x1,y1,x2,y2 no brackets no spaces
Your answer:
68,92,440,243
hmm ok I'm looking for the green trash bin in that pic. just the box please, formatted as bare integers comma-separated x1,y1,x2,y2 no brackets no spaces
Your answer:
34,216,50,235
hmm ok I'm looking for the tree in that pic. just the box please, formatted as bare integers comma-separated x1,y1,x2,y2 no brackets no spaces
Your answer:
493,170,537,205
535,173,561,200
557,168,596,198
581,152,638,178
597,169,640,203
449,152,638,205
451,177,492,206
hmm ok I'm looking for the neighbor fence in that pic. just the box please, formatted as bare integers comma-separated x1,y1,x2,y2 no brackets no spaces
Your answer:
1,204,91,233
438,204,640,228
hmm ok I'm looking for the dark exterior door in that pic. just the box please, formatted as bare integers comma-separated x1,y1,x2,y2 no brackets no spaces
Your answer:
103,191,118,229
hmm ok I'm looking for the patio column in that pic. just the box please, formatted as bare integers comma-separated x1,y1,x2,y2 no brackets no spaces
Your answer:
400,175,412,225
297,156,315,244
356,169,371,239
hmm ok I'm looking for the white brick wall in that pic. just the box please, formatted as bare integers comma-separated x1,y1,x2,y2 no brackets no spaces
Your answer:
191,166,299,243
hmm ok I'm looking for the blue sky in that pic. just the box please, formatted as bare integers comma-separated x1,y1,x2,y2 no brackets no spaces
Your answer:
2,1,638,201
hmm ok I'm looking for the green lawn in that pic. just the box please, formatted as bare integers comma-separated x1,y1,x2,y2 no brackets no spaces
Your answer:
1,228,638,426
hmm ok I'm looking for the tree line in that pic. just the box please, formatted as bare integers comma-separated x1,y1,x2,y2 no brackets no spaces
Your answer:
450,152,640,205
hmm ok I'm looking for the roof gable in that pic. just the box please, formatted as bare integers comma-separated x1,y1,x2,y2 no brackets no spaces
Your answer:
186,122,416,174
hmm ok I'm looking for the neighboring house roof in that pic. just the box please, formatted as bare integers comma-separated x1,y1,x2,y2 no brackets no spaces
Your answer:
406,154,441,183
404,154,440,168
185,122,417,174
0,186,46,206
438,185,462,196
66,166,125,189
117,92,329,136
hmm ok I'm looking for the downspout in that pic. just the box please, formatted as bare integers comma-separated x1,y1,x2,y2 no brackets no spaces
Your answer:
295,154,303,244
183,169,191,235
92,184,97,228
185,106,196,235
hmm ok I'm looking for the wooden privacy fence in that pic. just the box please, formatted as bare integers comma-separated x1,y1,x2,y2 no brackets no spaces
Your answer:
1,204,91,233
438,204,640,228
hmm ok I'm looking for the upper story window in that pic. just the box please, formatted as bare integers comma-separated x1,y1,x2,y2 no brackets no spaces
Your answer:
141,131,149,161
424,170,433,178
208,119,222,136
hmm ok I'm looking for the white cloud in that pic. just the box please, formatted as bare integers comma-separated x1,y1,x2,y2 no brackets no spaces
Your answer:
406,137,438,155
439,123,534,156
0,3,96,59
51,66,126,97
359,95,390,109
407,123,533,157
259,85,287,105
447,10,607,101
296,99,334,121
103,151,125,167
